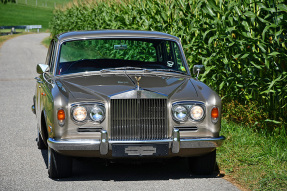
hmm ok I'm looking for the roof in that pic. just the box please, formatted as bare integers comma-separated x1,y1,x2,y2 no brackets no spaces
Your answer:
56,30,180,42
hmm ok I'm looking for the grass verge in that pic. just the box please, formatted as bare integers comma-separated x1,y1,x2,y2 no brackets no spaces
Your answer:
0,3,53,30
41,35,52,48
217,120,287,190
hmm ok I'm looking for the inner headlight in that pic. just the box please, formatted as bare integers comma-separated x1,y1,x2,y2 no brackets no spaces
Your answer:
172,105,188,122
190,105,204,121
72,106,87,122
90,105,105,123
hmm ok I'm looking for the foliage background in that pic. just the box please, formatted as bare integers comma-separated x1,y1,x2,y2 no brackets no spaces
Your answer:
50,0,287,132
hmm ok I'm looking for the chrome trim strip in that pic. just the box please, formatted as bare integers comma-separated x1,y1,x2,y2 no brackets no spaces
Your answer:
110,89,167,99
109,139,172,144
47,136,225,151
47,138,100,150
180,136,225,148
70,102,105,107
172,101,205,106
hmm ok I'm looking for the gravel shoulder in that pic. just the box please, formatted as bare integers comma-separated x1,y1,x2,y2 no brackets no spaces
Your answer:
0,34,240,191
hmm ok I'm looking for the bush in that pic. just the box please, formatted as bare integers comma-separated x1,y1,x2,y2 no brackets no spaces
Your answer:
223,100,269,129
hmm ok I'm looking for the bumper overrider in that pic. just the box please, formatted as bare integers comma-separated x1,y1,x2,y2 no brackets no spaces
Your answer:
47,128,225,156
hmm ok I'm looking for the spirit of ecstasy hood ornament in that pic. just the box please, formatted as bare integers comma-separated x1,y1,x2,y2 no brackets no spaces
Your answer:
135,76,141,90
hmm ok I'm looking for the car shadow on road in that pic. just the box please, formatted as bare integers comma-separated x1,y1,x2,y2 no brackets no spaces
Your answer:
41,150,224,181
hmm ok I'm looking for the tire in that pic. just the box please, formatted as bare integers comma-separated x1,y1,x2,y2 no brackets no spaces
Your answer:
48,147,73,179
37,130,47,149
189,149,216,175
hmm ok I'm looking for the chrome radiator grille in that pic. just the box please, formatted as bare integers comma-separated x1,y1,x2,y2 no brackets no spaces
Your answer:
110,99,167,141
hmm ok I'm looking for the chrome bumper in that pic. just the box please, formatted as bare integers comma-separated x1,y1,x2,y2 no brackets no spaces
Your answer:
47,129,225,155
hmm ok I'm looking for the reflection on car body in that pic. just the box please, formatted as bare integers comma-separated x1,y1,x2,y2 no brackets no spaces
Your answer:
32,30,225,179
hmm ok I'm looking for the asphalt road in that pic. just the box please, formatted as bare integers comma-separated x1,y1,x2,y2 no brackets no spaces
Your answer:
0,34,240,191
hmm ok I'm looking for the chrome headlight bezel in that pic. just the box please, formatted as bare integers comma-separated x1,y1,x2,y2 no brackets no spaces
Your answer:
71,103,106,125
171,105,188,123
189,105,205,121
71,105,88,123
171,102,205,123
89,105,105,123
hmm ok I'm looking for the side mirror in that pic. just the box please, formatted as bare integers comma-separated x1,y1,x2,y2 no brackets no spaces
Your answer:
193,65,205,79
36,64,49,74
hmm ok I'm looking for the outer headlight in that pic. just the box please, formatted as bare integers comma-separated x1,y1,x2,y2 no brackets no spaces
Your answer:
190,105,204,121
172,105,188,122
72,106,87,122
90,105,105,123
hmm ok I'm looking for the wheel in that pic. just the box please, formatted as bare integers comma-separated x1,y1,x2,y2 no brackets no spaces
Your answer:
189,149,216,175
37,129,47,149
48,147,73,179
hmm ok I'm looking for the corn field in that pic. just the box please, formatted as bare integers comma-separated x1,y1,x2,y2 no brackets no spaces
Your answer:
50,0,287,130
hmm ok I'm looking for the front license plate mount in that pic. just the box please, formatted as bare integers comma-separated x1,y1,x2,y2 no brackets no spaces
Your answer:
112,143,169,157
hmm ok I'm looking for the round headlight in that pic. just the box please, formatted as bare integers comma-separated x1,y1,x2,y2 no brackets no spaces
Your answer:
72,106,87,122
90,105,105,123
190,105,204,121
172,105,188,122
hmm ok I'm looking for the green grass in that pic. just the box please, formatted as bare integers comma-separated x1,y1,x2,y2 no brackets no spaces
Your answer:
16,0,70,8
0,3,53,30
217,120,287,190
41,35,51,48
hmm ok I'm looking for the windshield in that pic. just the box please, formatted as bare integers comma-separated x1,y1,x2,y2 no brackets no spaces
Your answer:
57,39,187,75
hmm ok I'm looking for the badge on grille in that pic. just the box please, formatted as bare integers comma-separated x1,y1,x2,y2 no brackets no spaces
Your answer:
137,91,141,98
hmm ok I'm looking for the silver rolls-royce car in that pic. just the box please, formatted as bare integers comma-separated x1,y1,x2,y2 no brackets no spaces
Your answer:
32,30,225,179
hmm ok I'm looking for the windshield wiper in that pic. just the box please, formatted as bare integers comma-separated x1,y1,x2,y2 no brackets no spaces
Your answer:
100,67,147,73
151,69,187,75
100,67,186,75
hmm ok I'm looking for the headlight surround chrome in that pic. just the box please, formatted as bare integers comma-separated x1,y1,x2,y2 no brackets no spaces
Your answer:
90,105,105,123
189,105,204,121
71,103,106,124
72,106,87,122
172,102,205,123
172,105,188,122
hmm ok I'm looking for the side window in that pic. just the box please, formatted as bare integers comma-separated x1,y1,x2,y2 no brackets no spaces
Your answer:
49,41,57,73
45,40,55,74
172,42,184,70
45,40,54,66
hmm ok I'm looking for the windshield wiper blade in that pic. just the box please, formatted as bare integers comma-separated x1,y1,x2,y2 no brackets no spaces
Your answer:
152,69,186,75
115,66,147,70
100,67,146,73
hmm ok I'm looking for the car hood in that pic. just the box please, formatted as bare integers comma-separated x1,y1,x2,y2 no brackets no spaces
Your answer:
58,73,199,102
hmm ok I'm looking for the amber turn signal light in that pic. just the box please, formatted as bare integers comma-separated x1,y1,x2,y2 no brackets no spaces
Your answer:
57,109,65,120
211,107,219,119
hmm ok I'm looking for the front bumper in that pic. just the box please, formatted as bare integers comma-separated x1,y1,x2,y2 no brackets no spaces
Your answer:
48,129,225,155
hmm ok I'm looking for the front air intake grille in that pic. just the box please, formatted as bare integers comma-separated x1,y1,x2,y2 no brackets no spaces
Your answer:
110,99,167,141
